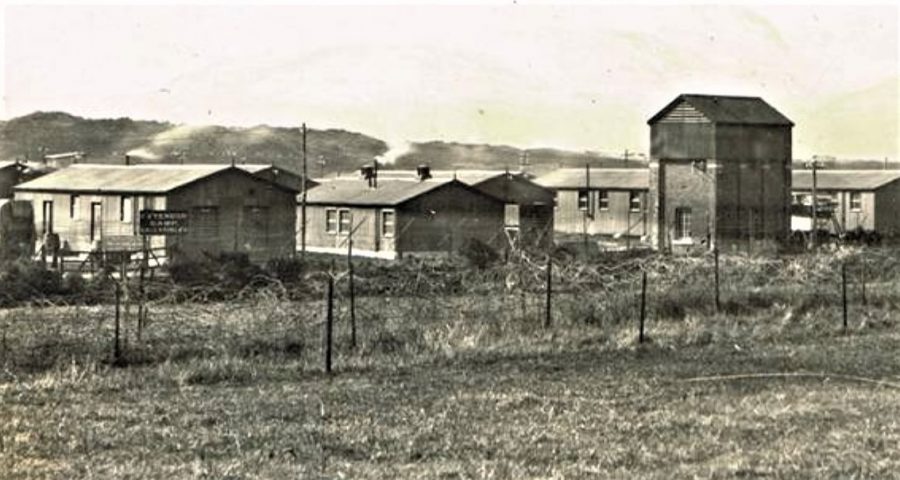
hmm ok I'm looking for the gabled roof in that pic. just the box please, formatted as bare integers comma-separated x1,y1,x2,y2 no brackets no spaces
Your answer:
371,169,530,186
792,170,900,191
306,178,480,206
0,161,22,171
535,168,650,190
648,94,794,126
13,164,274,194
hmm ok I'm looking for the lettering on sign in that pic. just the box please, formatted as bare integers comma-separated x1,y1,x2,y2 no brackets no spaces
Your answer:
139,210,188,235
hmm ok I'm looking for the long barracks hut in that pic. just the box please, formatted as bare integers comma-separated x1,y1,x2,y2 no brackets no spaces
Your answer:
791,169,900,238
376,168,556,250
535,167,649,245
13,164,298,264
302,171,506,259
647,94,793,251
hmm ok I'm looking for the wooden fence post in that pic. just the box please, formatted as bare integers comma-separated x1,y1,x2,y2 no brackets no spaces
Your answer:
324,273,334,374
714,247,720,313
842,261,848,332
114,281,122,363
138,234,148,340
639,270,647,344
348,238,356,350
544,255,552,328
860,257,867,307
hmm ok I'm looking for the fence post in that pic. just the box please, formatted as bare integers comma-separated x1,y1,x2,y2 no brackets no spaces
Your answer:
714,247,720,313
639,270,647,344
544,255,552,328
860,257,867,307
348,238,356,350
324,272,334,374
138,234,148,340
842,261,848,332
114,281,122,363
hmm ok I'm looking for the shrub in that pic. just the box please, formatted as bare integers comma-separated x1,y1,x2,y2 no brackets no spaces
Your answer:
265,257,306,284
459,238,500,270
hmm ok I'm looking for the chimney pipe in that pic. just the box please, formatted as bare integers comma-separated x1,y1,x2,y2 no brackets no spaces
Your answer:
417,164,431,181
372,159,378,188
360,165,375,188
125,154,131,166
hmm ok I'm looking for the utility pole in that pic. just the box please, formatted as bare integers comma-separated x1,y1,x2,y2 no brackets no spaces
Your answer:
582,163,592,252
300,123,308,259
809,157,821,250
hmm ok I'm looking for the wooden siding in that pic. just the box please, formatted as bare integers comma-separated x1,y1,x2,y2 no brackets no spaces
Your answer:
650,123,716,160
554,189,647,238
13,190,168,252
657,101,710,124
303,205,385,253
396,183,505,255
166,169,296,263
473,175,555,248
875,181,900,237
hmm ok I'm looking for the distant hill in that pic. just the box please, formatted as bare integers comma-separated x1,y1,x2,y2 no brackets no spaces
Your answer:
0,111,648,178
0,111,390,176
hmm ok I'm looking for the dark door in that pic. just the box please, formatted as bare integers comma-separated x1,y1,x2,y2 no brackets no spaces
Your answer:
90,202,102,242
41,200,54,234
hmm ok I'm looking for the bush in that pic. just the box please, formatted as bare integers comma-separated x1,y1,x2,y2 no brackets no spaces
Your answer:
0,260,64,305
265,257,306,284
458,238,500,270
167,252,266,290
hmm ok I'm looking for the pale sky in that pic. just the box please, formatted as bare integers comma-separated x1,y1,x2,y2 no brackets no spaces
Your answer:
2,3,898,160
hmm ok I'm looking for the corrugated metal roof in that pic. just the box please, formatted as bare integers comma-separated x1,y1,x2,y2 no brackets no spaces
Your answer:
14,164,233,193
792,170,900,191
306,178,459,206
535,168,650,190
649,94,794,126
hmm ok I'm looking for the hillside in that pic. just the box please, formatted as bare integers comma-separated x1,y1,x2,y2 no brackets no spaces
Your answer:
0,112,390,176
0,111,644,177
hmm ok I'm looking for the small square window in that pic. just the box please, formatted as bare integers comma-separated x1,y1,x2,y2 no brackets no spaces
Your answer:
577,190,589,211
598,190,609,211
629,191,642,212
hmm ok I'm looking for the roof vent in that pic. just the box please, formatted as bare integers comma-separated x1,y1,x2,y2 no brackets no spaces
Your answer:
416,165,431,181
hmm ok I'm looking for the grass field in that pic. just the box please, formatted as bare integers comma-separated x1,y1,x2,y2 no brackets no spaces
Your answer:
1,250,899,478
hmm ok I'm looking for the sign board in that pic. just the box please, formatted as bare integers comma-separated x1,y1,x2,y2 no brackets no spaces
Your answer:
140,210,188,235
104,235,143,252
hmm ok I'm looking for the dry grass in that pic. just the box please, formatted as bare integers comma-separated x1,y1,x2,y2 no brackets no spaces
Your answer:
1,251,900,479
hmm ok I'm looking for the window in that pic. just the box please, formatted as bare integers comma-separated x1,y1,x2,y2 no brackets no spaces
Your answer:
120,196,133,223
69,195,80,219
598,190,609,211
629,191,642,212
325,209,338,234
381,210,396,237
850,192,862,212
675,207,692,240
338,209,352,234
577,190,589,211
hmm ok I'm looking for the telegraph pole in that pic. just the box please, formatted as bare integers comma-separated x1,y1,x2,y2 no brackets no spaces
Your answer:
300,123,308,259
810,158,819,250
